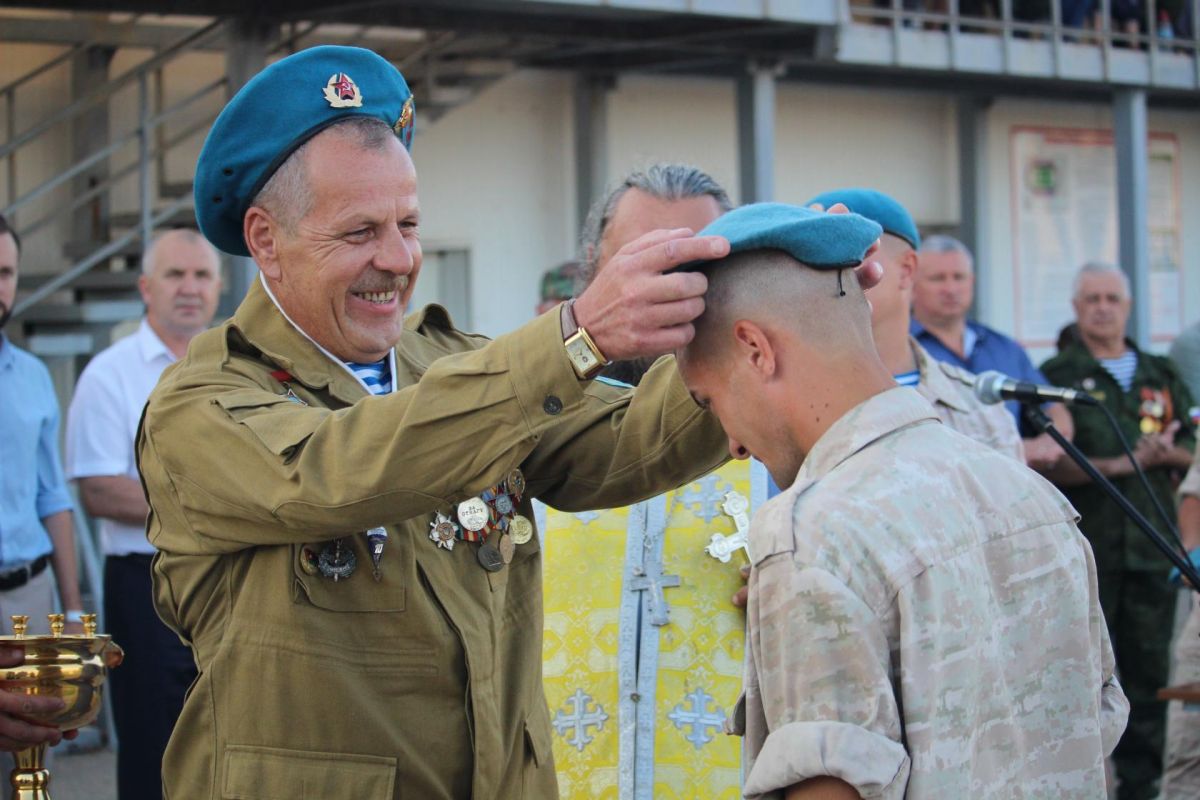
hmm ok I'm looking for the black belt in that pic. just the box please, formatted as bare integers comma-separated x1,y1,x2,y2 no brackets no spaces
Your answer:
0,555,49,592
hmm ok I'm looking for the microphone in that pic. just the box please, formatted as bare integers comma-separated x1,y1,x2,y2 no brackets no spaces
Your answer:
973,370,1097,407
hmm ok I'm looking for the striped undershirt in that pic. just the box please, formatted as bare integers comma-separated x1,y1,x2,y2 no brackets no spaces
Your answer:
1099,350,1138,393
894,370,921,388
346,358,393,395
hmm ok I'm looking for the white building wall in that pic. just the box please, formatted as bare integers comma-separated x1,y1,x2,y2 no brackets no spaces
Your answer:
982,98,1200,363
4,51,1199,349
415,69,576,337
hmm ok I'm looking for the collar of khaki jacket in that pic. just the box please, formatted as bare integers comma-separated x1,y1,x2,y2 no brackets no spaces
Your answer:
231,277,451,407
910,337,973,413
750,386,939,567
797,385,939,496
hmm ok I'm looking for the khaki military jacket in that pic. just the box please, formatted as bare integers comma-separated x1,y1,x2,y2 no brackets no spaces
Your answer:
137,279,727,800
912,339,1024,461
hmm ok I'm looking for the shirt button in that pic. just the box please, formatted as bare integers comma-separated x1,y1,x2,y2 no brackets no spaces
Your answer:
543,395,563,415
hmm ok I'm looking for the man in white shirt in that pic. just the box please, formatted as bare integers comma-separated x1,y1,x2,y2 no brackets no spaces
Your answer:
66,228,220,799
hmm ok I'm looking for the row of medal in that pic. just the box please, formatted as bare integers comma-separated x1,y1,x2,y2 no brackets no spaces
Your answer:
429,467,534,572
300,467,533,582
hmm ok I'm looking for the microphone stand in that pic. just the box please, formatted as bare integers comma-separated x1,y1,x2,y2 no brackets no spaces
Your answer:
1024,404,1200,594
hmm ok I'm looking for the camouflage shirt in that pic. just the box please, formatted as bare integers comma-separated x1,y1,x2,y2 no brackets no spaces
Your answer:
736,388,1128,799
912,339,1024,461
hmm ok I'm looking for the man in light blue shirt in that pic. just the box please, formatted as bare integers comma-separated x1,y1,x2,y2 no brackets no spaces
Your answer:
0,213,87,755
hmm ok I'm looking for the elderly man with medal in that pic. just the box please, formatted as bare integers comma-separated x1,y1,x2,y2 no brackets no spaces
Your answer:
137,46,883,799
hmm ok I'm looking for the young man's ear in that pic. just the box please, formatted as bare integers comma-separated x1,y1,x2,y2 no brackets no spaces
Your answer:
244,206,282,280
898,247,917,292
731,319,777,380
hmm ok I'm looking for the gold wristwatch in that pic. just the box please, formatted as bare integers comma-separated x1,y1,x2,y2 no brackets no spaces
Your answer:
560,299,609,380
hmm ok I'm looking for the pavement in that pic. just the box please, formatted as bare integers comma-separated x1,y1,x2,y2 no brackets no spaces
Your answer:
39,742,116,799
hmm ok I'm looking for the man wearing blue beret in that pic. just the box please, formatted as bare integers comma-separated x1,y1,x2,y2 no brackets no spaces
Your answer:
676,202,1127,799
136,47,883,798
806,188,1023,461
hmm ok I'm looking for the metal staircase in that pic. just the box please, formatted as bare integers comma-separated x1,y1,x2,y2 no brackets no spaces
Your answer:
0,11,520,360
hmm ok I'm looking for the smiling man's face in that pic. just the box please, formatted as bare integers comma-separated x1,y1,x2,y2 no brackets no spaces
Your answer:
266,129,423,363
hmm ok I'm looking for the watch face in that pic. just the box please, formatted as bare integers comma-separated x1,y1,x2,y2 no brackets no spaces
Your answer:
568,337,598,371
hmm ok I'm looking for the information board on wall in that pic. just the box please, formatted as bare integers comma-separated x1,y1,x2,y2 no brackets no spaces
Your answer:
1010,127,1182,346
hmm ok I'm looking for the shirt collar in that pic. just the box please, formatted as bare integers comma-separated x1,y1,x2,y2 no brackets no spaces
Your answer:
136,319,176,364
794,386,939,486
910,338,971,413
250,273,396,397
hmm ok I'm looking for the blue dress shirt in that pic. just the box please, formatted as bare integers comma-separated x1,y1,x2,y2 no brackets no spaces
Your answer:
0,334,72,568
910,319,1048,430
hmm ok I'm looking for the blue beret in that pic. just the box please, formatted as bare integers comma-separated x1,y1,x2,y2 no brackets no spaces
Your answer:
690,202,882,270
194,46,415,256
806,188,919,250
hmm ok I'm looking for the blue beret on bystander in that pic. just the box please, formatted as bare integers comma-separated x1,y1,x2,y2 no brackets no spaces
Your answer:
806,188,920,250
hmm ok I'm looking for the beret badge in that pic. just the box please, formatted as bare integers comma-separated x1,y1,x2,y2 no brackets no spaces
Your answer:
394,95,415,148
323,72,363,108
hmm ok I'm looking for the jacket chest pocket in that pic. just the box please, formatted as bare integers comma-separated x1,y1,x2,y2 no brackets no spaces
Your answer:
223,745,395,799
292,536,406,613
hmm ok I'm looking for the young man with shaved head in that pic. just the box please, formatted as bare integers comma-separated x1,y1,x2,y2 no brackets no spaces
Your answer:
677,203,1127,800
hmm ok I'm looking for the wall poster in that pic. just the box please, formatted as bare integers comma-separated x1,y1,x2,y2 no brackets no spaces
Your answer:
1010,126,1182,346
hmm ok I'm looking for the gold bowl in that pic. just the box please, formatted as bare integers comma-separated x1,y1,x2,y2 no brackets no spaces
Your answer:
0,614,123,800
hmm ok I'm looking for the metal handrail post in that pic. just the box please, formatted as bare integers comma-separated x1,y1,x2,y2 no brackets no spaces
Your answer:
949,0,960,69
154,65,166,195
4,88,14,216
891,0,902,63
1051,0,1064,77
1000,0,1013,72
1149,0,1160,80
138,73,152,251
1101,0,1113,81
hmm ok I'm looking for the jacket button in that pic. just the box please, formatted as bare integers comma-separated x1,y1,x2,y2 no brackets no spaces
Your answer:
543,395,563,415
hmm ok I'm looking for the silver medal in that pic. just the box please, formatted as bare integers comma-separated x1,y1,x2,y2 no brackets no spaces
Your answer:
494,493,514,516
457,497,490,532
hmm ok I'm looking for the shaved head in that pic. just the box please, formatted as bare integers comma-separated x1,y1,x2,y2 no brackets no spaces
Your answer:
687,249,876,365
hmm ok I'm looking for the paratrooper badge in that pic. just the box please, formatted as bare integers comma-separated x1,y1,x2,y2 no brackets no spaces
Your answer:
323,72,364,108
394,95,415,147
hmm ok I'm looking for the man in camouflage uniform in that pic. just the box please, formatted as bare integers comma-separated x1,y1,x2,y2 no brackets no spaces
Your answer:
677,204,1127,799
806,188,1022,461
1042,263,1196,800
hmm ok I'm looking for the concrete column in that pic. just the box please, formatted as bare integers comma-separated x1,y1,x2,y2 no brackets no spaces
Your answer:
1113,89,1150,348
220,17,273,316
573,73,612,232
69,46,116,248
956,95,992,321
736,63,780,204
